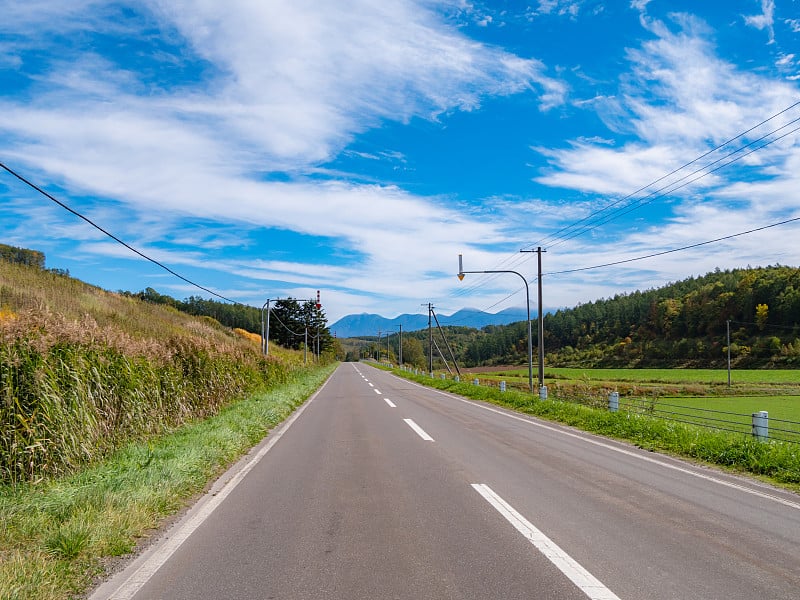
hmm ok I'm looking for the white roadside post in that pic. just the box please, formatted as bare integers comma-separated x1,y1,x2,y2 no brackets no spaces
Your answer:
752,411,769,441
609,391,619,412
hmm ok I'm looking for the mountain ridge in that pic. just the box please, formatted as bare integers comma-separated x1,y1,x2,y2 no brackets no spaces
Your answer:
330,306,532,337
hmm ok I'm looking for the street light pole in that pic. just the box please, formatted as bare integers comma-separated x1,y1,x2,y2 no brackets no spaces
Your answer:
458,254,534,393
260,298,275,355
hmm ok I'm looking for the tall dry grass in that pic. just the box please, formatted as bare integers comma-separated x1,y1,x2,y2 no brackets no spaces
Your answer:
0,260,304,485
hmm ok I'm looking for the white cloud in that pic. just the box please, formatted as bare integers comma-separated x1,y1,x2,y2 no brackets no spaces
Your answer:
534,142,689,196
141,0,566,165
743,0,776,44
2,1,797,322
533,13,800,200
535,1,582,18
0,0,572,320
517,10,800,310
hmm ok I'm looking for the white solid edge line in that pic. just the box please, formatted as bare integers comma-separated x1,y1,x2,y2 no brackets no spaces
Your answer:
99,375,334,600
472,484,621,600
384,398,397,408
399,377,800,512
404,418,434,441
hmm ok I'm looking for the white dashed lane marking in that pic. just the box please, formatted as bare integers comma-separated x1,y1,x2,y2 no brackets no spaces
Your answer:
472,484,620,600
404,418,434,441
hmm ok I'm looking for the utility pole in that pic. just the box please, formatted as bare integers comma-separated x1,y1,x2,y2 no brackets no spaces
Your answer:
425,303,433,375
520,247,546,388
727,319,732,387
399,324,403,366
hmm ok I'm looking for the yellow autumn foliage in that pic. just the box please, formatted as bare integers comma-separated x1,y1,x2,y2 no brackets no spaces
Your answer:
0,307,15,324
233,327,262,345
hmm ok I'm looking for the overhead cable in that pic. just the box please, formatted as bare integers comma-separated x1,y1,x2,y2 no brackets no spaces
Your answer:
546,120,800,249
523,99,800,250
0,161,239,304
546,216,800,276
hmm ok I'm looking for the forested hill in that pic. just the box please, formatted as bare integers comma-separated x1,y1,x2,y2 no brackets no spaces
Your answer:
465,266,800,368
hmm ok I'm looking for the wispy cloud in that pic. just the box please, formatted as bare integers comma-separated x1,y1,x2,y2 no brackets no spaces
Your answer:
534,0,583,18
1,1,798,321
0,0,571,318
743,0,776,44
533,13,799,199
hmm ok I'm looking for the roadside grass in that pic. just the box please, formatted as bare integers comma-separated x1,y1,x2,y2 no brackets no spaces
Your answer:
2,256,314,485
388,367,800,491
0,363,336,600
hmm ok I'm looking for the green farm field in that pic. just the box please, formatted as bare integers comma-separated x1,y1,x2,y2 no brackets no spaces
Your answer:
628,395,800,437
462,366,800,431
478,366,800,385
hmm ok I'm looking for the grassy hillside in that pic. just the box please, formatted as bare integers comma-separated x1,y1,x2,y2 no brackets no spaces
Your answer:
0,258,313,485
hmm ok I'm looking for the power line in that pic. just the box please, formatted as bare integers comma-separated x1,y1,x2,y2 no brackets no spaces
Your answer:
546,121,800,249
730,319,800,332
0,161,239,304
449,216,800,323
450,102,800,315
546,216,800,276
523,100,800,250
268,309,305,337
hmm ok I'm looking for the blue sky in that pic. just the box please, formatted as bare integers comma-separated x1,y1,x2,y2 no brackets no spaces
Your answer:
1,0,799,326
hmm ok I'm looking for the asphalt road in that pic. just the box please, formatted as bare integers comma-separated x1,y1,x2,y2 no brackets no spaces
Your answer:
93,363,800,600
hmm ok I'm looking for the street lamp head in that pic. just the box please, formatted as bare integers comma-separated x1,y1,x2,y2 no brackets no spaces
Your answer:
458,254,465,280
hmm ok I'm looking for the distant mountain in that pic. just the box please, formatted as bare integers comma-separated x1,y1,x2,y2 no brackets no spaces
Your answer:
330,307,531,338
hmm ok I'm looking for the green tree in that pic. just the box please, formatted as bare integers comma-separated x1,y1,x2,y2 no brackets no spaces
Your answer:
270,298,333,353
0,243,45,269
402,337,425,368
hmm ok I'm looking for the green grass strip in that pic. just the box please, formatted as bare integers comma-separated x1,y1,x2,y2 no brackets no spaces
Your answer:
390,367,800,491
0,363,336,600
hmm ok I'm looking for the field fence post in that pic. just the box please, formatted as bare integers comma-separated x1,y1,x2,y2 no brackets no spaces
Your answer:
609,391,619,412
752,411,769,441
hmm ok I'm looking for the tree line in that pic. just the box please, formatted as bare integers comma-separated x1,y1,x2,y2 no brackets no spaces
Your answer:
126,288,335,355
0,242,69,276
541,265,800,367
343,266,800,369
